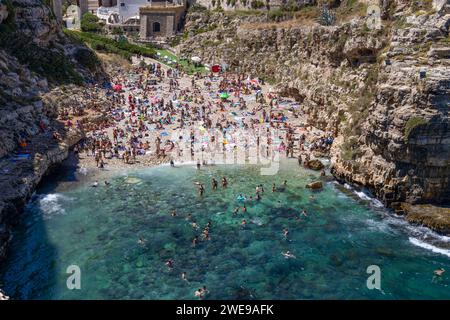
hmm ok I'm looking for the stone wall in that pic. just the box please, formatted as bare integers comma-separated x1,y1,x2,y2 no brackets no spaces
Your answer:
140,4,186,39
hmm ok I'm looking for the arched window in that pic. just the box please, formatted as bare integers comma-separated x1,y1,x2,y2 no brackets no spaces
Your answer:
153,22,161,33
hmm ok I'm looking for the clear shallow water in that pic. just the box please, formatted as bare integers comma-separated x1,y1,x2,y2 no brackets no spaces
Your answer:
1,160,449,299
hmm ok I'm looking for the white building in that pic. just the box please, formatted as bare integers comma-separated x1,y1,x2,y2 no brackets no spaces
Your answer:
98,0,153,25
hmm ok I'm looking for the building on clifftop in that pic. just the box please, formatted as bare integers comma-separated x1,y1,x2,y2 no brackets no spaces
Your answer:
139,0,186,41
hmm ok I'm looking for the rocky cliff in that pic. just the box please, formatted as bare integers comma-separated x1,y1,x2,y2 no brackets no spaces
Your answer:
177,0,450,207
0,0,102,264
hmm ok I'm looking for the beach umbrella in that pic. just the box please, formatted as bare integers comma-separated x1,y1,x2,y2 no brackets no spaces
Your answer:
220,92,230,99
113,84,122,91
191,56,201,63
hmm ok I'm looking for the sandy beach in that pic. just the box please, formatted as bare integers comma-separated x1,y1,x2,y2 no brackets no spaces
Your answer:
69,56,333,178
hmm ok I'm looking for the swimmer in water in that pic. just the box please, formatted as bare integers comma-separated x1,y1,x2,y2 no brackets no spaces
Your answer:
434,268,445,276
194,288,203,299
186,213,193,220
92,180,99,188
192,236,199,246
242,205,247,213
301,209,308,217
282,250,296,259
432,267,445,283
283,228,289,238
138,237,147,246
212,178,218,190
181,272,189,283
283,180,287,186
196,159,201,170
309,195,315,200
202,229,210,240
191,222,199,230
241,219,247,228
272,183,276,192
170,210,177,217
104,180,110,186
233,207,239,216
165,259,174,270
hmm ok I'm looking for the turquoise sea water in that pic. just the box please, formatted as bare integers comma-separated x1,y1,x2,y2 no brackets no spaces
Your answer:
1,160,449,299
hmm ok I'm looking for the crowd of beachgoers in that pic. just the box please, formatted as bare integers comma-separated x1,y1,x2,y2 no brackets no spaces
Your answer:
57,57,335,172
54,56,342,298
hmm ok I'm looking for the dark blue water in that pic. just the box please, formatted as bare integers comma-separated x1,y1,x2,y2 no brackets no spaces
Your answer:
1,160,449,299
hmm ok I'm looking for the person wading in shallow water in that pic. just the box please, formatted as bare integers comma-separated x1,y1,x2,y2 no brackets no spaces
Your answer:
197,183,205,196
212,178,218,190
222,177,228,188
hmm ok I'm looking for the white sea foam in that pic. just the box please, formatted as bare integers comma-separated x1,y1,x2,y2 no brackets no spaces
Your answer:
371,198,384,208
344,183,352,190
354,190,372,201
38,194,72,219
78,166,88,175
409,237,450,258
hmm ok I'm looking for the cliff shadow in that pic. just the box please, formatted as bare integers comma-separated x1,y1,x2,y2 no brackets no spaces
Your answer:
0,146,82,299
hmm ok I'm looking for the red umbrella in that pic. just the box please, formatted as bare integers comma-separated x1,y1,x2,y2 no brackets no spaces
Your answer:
212,65,221,73
113,84,122,91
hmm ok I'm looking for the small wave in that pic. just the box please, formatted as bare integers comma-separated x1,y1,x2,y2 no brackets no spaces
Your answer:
38,194,73,219
365,218,395,234
251,218,264,226
354,190,372,201
409,237,450,258
371,199,384,208
78,166,88,175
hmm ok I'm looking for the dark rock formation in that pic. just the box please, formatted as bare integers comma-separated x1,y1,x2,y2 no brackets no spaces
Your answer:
307,159,325,170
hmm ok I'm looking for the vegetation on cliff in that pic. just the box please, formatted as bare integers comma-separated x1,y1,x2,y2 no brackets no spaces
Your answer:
404,117,428,140
0,1,84,85
63,29,156,61
80,12,103,33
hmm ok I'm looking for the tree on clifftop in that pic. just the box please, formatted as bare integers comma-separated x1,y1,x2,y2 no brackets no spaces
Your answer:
81,12,102,33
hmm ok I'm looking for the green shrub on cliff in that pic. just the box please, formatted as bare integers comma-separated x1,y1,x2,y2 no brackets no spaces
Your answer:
250,0,265,9
340,136,363,161
404,117,428,140
81,13,102,33
64,30,156,61
188,3,208,12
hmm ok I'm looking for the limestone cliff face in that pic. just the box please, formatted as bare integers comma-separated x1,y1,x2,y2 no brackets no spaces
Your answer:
0,0,98,263
177,0,450,205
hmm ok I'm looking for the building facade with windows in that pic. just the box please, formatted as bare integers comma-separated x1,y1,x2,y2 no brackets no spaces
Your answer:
139,0,186,40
